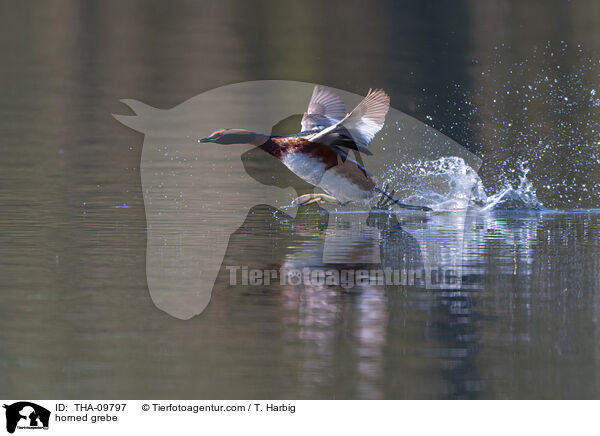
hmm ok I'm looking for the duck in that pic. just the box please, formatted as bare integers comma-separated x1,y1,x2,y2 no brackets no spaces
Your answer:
200,86,432,211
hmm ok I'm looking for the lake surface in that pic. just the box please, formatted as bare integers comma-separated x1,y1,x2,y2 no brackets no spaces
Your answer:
2,0,600,399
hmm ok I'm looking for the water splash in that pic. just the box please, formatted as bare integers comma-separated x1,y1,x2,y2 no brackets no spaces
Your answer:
418,43,600,209
480,161,544,211
382,157,543,211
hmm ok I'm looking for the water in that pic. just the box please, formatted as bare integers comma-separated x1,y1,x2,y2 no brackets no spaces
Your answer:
2,0,600,399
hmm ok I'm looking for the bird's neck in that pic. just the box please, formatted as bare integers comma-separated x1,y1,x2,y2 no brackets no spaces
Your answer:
248,132,271,146
226,131,284,159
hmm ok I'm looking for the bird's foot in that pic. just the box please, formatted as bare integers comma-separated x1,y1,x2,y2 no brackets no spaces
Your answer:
376,184,433,212
292,193,339,206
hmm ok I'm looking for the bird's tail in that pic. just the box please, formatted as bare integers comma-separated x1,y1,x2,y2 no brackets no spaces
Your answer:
374,186,432,211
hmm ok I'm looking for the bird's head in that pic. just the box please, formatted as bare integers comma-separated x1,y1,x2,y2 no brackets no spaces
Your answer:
199,128,257,145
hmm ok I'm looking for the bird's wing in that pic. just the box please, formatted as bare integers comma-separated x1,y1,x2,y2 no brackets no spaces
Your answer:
314,131,374,155
300,86,347,132
307,88,390,149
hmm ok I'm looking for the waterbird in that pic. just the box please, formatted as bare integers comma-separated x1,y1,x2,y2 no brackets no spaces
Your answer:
199,86,432,211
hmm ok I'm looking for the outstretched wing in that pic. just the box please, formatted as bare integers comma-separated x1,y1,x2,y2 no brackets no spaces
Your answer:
307,88,390,149
300,86,347,132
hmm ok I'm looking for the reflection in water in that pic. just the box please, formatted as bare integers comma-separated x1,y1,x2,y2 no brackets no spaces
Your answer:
201,201,600,398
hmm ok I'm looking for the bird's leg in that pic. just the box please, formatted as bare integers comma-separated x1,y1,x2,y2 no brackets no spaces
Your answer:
292,193,339,206
375,185,432,212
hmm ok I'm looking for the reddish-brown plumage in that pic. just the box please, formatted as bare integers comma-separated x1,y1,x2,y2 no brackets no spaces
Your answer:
260,137,336,167
260,136,375,188
198,129,371,182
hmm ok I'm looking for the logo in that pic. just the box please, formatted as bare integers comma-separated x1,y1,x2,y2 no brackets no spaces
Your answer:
3,402,50,434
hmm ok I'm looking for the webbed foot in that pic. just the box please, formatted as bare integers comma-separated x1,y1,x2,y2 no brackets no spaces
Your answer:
292,193,339,206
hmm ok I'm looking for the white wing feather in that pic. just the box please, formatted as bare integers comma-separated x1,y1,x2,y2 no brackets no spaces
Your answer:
307,88,390,147
300,86,347,132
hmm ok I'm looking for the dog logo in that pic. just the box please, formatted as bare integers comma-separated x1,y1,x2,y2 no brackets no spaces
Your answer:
3,402,50,434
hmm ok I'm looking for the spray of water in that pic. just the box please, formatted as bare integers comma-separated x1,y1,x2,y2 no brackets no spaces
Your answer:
381,157,543,211
415,42,600,209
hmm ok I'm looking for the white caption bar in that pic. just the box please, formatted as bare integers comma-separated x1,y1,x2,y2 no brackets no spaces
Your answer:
1,400,597,435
